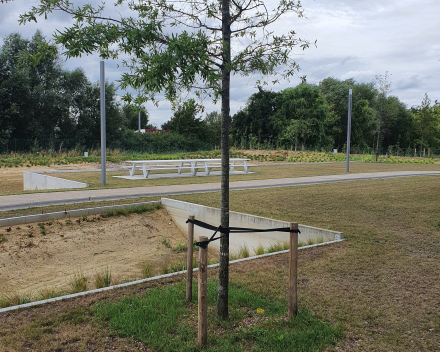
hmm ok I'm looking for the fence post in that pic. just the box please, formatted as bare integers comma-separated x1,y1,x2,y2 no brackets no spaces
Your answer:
198,236,208,348
288,223,298,318
186,215,195,302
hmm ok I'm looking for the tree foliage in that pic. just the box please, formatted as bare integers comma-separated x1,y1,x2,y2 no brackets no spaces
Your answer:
165,99,208,141
122,104,149,130
0,31,126,151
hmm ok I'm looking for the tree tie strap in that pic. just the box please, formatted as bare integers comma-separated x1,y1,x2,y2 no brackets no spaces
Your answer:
186,218,300,249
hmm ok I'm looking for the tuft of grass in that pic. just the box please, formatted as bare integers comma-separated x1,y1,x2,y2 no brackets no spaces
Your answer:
94,267,112,288
238,244,250,258
38,287,66,300
171,240,200,253
70,271,88,293
104,203,161,218
316,236,324,244
282,241,290,250
298,240,306,248
169,262,186,272
171,242,187,253
306,238,315,246
266,242,284,253
254,243,265,256
38,222,46,236
0,292,32,308
160,237,170,248
141,263,154,278
0,233,6,243
160,263,171,275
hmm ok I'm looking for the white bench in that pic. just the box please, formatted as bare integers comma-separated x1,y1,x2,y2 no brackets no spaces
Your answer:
123,158,252,178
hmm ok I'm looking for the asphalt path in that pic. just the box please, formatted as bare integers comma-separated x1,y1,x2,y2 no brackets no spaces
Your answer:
1,171,439,212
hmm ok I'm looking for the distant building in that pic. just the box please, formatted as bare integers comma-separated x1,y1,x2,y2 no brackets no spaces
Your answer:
135,129,168,134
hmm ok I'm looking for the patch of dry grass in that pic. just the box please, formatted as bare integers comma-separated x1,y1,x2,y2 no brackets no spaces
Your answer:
0,175,439,351
172,176,440,351
1,159,439,196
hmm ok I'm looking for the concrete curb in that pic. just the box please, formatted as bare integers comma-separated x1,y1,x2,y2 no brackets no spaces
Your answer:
0,238,344,314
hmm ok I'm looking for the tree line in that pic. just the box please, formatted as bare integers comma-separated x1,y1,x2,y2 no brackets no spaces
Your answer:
1,31,439,156
230,78,440,156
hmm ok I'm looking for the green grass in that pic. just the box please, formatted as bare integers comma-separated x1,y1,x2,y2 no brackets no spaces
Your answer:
171,240,200,253
103,203,161,217
38,223,46,236
94,280,342,352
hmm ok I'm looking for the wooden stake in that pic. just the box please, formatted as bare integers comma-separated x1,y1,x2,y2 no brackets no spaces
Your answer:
186,215,195,303
288,223,298,318
198,236,208,348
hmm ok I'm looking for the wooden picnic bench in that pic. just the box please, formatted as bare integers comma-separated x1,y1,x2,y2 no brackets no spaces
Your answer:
123,158,253,178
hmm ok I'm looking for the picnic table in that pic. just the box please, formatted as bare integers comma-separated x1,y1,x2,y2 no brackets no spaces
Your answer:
123,158,252,178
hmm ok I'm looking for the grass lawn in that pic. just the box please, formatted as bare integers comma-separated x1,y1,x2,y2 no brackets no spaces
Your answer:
0,175,439,351
46,161,440,190
0,160,439,198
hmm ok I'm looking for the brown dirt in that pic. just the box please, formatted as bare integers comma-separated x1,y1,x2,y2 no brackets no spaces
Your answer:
0,208,194,296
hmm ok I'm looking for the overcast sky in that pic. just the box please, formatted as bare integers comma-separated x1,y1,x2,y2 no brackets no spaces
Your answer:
1,0,439,127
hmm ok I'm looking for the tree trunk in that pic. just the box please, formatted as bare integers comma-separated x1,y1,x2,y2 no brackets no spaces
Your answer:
375,126,380,162
217,0,231,320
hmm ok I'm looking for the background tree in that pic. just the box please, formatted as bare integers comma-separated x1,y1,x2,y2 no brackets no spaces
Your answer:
165,99,208,141
319,77,377,150
231,87,281,148
19,0,312,318
275,84,334,150
414,93,440,155
204,111,222,147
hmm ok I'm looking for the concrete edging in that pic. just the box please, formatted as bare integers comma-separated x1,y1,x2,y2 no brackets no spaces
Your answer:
0,201,161,227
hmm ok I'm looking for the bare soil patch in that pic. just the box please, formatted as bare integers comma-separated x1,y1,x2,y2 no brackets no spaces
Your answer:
0,208,201,296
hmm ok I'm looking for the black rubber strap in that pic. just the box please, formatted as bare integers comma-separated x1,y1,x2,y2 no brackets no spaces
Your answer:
186,218,300,248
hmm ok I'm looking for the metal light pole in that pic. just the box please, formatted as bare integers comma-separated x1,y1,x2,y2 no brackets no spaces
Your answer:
100,61,106,185
346,88,352,172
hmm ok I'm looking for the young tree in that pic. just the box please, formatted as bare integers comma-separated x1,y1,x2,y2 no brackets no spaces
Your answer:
20,0,312,318
374,71,392,157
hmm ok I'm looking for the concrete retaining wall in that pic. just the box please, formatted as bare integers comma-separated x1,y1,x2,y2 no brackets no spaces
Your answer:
161,198,343,252
0,201,161,227
23,172,88,191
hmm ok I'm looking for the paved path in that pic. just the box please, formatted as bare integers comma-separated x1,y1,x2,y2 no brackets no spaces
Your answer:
1,171,439,212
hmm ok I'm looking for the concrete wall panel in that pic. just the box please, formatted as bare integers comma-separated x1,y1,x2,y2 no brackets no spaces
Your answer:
23,172,88,191
161,198,343,252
